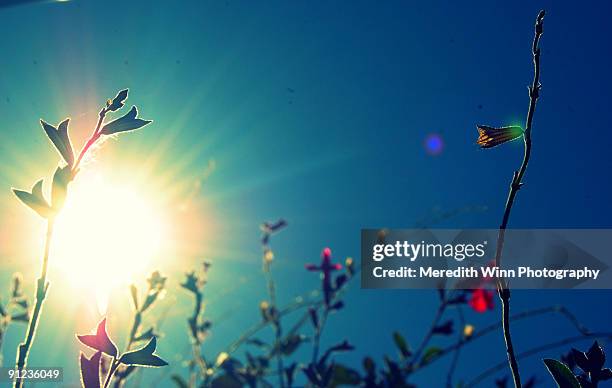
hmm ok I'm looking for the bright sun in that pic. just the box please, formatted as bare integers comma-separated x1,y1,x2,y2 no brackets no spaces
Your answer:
52,173,166,312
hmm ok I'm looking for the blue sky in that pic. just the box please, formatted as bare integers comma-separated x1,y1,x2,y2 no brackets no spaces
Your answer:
0,1,611,386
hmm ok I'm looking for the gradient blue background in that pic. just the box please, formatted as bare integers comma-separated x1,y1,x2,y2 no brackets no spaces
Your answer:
0,0,611,386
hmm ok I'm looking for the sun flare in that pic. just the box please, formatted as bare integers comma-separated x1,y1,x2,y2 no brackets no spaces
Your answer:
52,172,166,312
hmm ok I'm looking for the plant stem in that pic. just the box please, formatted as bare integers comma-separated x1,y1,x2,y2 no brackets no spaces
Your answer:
74,107,108,173
446,306,465,388
311,308,329,364
103,358,120,388
13,220,54,388
410,299,447,366
265,267,285,388
492,10,545,388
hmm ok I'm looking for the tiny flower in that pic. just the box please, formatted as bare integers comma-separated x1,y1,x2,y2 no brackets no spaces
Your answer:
468,288,495,313
263,248,274,263
463,324,475,338
345,257,355,276
215,352,229,367
476,125,524,148
147,271,167,290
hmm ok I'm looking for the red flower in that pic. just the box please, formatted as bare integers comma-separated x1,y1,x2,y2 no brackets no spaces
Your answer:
305,248,342,306
468,288,495,313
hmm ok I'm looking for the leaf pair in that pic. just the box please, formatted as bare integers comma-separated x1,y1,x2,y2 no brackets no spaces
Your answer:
545,341,612,388
13,180,52,218
13,165,73,218
78,319,167,388
41,118,74,167
101,106,152,135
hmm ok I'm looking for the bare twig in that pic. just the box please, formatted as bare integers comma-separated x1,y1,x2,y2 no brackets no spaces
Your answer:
492,10,545,388
410,305,589,371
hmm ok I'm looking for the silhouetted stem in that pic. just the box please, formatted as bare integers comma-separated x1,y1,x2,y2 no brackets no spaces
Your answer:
103,358,120,388
13,220,54,388
409,305,589,372
265,267,285,388
112,309,142,387
446,306,465,388
74,107,108,173
312,308,329,364
493,10,545,388
410,299,447,366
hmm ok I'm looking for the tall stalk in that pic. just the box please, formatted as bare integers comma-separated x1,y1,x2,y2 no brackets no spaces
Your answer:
14,221,54,388
491,10,545,388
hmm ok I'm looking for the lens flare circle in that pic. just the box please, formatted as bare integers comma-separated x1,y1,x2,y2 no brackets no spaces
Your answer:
424,133,444,155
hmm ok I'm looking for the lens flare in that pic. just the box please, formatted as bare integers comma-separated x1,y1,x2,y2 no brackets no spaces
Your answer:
52,172,166,312
424,133,444,155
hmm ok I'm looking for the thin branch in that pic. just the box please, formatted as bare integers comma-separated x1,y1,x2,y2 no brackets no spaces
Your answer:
492,10,545,388
410,299,448,366
410,305,590,371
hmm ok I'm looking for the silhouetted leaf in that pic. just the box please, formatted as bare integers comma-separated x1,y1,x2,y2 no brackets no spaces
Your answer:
79,350,101,388
279,334,307,356
114,365,137,380
101,106,152,135
130,284,139,311
140,290,160,312
421,347,442,365
41,118,74,166
13,179,53,218
392,332,411,358
599,368,612,381
260,219,287,234
586,341,605,372
77,318,118,357
51,165,72,211
572,348,590,373
210,373,243,388
133,327,156,343
285,363,297,387
363,357,375,374
245,338,268,348
171,374,189,388
107,89,128,112
309,307,319,329
330,364,361,386
321,340,355,365
119,337,168,367
181,272,199,294
11,312,29,322
335,274,347,290
543,359,581,388
495,376,508,388
432,320,454,336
